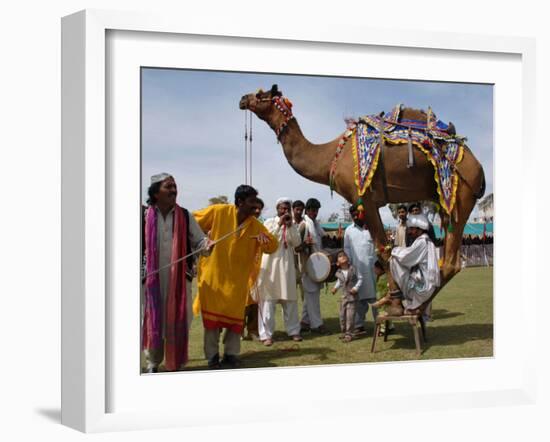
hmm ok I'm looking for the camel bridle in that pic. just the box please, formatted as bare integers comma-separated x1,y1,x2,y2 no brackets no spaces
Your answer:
254,95,295,140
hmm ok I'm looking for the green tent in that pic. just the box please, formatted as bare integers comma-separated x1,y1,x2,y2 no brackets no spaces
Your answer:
434,222,493,238
321,221,493,238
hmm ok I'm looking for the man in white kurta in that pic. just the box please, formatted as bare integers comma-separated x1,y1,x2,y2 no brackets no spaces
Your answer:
343,205,377,332
407,203,436,320
257,198,303,345
390,214,440,313
298,198,330,334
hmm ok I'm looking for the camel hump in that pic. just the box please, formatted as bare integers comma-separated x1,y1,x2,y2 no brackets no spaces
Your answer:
400,107,429,122
392,106,458,134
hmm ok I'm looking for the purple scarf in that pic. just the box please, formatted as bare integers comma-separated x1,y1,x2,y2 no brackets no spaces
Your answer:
141,205,189,370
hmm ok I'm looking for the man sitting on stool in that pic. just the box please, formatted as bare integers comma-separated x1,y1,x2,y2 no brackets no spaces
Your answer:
389,214,441,315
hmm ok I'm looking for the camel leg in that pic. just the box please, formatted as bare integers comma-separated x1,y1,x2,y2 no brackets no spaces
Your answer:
440,225,463,286
436,146,486,289
362,197,387,248
440,187,477,285
418,182,479,313
362,197,401,294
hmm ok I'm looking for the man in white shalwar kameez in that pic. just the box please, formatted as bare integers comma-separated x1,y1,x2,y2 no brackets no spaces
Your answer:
344,204,378,333
257,198,303,345
390,214,441,314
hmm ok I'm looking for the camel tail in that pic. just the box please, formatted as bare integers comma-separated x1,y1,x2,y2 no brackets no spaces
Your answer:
474,166,486,199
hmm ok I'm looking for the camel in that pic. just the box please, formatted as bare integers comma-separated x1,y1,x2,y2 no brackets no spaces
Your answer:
239,84,486,313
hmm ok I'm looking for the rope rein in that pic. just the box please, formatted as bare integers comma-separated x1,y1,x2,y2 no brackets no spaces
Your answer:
144,224,246,279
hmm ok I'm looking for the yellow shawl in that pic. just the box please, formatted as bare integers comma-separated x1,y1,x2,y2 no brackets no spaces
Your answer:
192,204,278,333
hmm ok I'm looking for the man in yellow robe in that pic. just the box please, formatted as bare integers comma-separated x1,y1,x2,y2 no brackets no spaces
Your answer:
193,185,278,369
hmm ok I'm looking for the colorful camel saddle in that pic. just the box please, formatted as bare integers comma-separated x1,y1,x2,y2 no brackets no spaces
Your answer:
332,104,465,215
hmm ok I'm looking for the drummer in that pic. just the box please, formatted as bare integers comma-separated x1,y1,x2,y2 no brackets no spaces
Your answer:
297,198,331,335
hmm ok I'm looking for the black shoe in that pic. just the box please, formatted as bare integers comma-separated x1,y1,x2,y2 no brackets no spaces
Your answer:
144,366,158,374
300,322,311,332
311,325,331,336
207,353,221,369
221,354,241,369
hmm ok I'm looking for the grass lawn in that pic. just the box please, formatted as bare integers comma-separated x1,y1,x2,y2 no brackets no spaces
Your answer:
176,266,493,371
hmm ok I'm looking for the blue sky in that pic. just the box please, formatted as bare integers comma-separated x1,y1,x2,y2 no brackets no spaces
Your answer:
141,68,493,225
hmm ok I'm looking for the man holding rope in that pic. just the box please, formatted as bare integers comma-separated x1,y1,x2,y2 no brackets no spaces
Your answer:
141,173,214,373
193,185,278,369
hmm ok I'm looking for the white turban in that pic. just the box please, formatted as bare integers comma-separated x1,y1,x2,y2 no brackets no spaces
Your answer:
150,173,172,184
406,214,430,230
276,197,292,207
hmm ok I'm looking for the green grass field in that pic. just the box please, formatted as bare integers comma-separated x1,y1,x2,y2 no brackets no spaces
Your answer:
177,266,493,370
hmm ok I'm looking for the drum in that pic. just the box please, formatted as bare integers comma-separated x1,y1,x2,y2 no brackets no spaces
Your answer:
324,250,340,283
305,252,332,283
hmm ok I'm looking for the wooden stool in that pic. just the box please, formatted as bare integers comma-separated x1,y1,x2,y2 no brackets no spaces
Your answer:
371,314,426,356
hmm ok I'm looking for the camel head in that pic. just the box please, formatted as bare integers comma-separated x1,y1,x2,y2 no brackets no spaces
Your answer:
239,84,294,139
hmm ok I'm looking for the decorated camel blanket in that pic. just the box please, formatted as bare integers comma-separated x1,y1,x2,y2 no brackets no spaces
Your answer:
330,104,465,215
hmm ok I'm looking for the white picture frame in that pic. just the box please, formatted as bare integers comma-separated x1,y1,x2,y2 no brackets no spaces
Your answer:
61,9,537,433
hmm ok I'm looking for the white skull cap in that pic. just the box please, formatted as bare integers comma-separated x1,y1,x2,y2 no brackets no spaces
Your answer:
150,173,172,184
276,197,292,207
406,213,430,230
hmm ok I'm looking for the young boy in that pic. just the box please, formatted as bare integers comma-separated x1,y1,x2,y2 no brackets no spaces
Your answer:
331,251,362,342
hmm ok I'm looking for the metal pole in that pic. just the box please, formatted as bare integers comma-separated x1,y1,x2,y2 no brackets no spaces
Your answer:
244,111,248,184
249,111,253,185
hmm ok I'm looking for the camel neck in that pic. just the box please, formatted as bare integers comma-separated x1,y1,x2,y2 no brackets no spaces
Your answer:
278,119,337,186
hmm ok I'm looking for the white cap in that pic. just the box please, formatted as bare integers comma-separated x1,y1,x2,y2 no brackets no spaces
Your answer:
406,214,430,230
150,173,172,184
276,197,292,207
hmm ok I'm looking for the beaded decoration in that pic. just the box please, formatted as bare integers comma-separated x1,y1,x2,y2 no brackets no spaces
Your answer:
272,96,295,140
328,104,465,216
329,119,357,195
